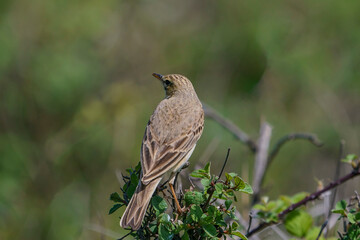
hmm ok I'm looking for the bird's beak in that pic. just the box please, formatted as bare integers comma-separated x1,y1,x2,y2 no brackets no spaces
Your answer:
152,73,163,81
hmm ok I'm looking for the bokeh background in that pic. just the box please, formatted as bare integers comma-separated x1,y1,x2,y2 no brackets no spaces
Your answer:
1,0,359,239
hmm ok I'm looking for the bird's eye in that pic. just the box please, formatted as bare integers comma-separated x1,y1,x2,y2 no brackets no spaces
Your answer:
164,80,172,86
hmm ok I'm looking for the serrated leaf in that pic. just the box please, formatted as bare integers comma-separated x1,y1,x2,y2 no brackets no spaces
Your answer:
203,224,217,237
285,210,313,237
231,231,248,240
151,195,167,216
109,192,123,203
108,204,123,214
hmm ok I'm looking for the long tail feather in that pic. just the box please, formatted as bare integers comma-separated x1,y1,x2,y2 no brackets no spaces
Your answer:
119,178,162,230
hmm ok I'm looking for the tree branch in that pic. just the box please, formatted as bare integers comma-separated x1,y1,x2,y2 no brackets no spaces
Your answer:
252,121,272,205
202,103,257,152
268,133,323,166
247,168,360,238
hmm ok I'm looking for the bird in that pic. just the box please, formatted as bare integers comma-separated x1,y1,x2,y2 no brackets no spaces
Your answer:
120,73,204,230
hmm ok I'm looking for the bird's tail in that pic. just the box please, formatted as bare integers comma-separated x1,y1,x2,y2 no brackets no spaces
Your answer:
120,178,162,230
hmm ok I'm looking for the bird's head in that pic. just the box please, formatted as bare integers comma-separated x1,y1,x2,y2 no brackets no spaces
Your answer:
152,73,195,97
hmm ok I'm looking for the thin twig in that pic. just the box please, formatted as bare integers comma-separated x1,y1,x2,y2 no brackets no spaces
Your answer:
217,148,231,182
247,168,360,238
202,103,257,152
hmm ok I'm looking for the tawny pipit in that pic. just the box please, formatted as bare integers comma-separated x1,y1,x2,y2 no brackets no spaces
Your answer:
120,73,204,230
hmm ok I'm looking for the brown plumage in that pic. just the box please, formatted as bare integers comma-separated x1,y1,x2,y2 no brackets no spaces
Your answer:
120,73,204,230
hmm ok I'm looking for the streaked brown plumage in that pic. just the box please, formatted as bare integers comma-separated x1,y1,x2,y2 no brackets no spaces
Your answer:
120,73,204,230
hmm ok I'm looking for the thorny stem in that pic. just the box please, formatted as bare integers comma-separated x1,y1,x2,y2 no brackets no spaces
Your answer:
246,168,360,238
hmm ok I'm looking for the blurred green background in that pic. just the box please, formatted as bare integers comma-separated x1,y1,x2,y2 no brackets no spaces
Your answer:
1,0,359,239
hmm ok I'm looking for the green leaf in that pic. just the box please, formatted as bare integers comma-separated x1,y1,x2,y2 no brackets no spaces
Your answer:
134,162,141,172
354,212,360,222
335,200,347,210
285,210,313,237
203,224,217,237
215,183,223,195
342,154,358,163
225,172,233,182
234,176,245,190
204,162,211,174
225,199,232,209
125,172,139,199
348,213,356,224
231,231,248,240
346,224,360,239
159,213,171,224
181,232,190,240
331,209,346,215
191,163,211,179
228,207,239,220
109,192,123,203
158,223,174,240
108,203,123,214
190,205,203,222
201,178,211,188
239,182,253,194
305,227,324,240
151,195,167,216
184,191,205,206
231,221,239,230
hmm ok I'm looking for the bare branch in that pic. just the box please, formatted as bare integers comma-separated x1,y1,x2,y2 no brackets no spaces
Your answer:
268,133,323,166
252,122,272,204
202,103,257,152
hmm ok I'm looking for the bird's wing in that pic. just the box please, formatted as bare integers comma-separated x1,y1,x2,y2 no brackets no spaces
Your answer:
140,107,204,185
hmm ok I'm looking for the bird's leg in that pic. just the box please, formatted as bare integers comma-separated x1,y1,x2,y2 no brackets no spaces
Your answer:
168,172,184,214
169,182,183,214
